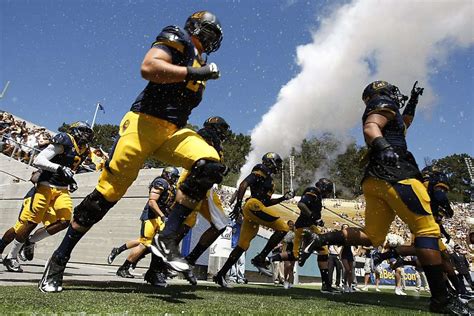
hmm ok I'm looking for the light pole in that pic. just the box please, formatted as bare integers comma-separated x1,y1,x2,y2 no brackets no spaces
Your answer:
0,81,11,99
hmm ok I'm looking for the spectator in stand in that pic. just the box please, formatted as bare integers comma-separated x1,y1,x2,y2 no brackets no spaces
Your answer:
450,244,473,293
228,217,247,285
271,243,284,285
328,244,342,290
340,224,355,293
361,246,381,292
282,220,295,290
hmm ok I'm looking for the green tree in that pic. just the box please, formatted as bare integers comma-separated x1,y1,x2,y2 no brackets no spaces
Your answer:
221,132,251,186
431,153,473,202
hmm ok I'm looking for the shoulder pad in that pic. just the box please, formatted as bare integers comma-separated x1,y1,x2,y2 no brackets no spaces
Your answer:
150,177,169,191
51,133,73,147
251,164,270,178
303,187,319,197
364,95,399,118
197,127,213,143
433,173,450,191
152,25,192,54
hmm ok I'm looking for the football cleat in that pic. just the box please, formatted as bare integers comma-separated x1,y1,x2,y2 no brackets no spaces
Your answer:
18,240,35,261
116,266,134,278
321,285,342,294
38,255,67,293
182,266,197,286
251,257,272,277
213,273,231,288
3,257,23,272
430,295,470,315
151,235,189,272
107,247,120,264
144,269,167,288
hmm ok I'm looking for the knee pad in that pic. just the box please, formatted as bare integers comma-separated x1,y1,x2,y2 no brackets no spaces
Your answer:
317,254,329,262
414,237,440,251
180,159,228,200
73,189,116,227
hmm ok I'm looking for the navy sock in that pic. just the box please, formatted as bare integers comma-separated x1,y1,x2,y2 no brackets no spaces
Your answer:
118,243,128,253
160,203,193,238
53,225,85,262
0,239,6,253
423,264,448,303
186,243,207,266
321,268,330,287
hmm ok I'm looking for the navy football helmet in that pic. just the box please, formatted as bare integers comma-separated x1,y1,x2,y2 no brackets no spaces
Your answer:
162,166,180,185
315,178,333,198
69,121,94,146
184,11,223,54
362,81,408,109
262,152,283,173
203,116,230,141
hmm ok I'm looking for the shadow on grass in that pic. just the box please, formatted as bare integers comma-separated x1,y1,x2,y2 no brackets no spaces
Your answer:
54,279,430,312
64,280,203,304
203,283,431,312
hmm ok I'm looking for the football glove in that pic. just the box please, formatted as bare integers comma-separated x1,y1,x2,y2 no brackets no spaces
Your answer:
230,202,242,221
186,63,220,81
410,81,424,100
69,181,78,193
283,190,295,200
57,166,75,183
371,137,399,167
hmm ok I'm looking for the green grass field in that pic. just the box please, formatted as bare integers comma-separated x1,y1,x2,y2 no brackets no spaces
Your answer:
0,281,433,315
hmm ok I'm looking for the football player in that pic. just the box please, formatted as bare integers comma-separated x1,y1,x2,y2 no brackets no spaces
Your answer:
302,81,468,314
269,178,340,294
39,11,226,292
0,122,92,272
372,166,469,299
107,167,178,281
213,152,294,288
147,116,230,286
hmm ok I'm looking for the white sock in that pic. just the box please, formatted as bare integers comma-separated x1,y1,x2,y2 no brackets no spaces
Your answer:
29,228,51,243
6,240,24,259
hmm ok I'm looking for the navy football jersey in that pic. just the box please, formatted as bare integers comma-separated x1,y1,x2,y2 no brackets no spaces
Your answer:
243,164,275,206
37,133,89,187
130,25,207,128
295,186,322,229
140,177,174,220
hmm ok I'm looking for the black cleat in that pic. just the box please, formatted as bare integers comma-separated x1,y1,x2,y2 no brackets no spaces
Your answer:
182,266,197,286
151,235,189,272
320,284,342,295
38,255,67,293
213,273,231,288
18,240,35,262
107,247,120,264
251,257,272,277
144,269,167,288
3,257,23,272
430,295,470,315
116,267,134,278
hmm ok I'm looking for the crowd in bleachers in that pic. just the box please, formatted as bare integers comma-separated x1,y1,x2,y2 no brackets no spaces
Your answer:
0,111,107,172
0,111,53,164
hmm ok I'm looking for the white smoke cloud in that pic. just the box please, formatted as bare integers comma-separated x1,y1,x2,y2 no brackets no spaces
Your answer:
239,0,473,183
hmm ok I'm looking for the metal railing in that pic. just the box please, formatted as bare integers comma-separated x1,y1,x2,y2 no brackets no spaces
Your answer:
0,136,42,166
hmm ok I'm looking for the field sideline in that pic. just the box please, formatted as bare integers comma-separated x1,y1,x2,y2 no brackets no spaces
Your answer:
0,280,434,315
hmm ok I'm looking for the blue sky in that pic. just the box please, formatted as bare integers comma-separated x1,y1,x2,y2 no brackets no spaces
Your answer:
1,0,473,165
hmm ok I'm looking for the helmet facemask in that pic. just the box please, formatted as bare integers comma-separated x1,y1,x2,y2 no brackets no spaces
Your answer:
195,22,222,54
